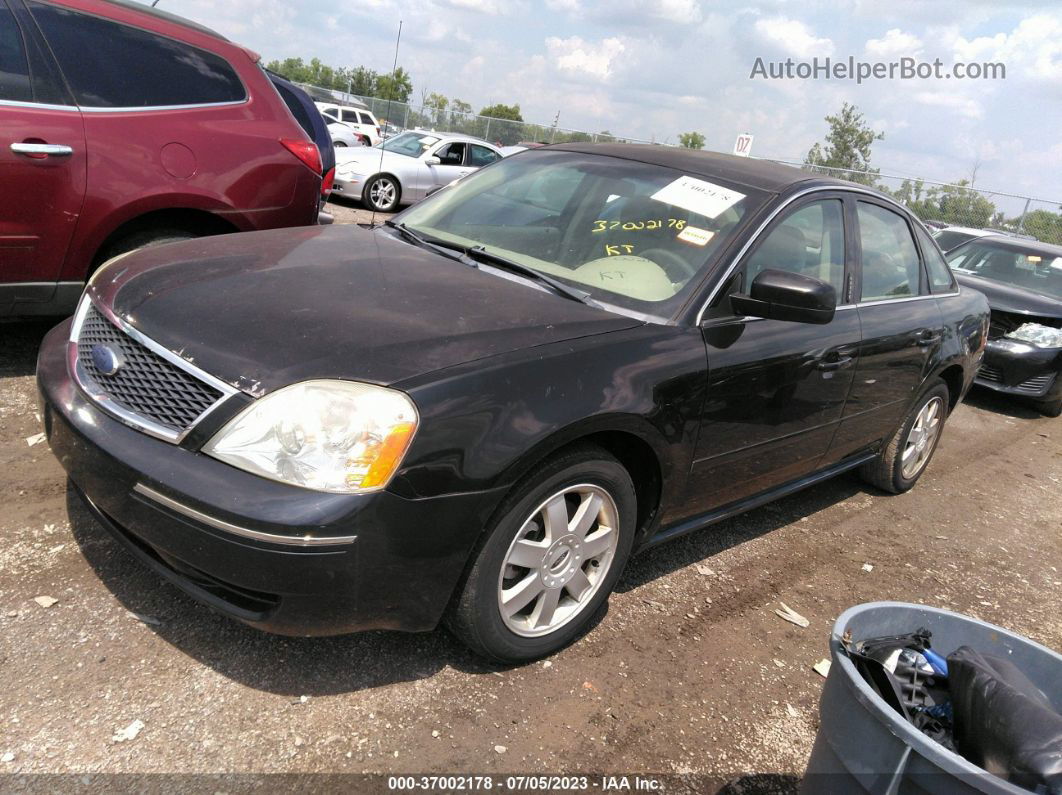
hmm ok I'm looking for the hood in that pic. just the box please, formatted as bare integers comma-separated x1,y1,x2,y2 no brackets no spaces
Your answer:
955,273,1062,320
334,147,406,170
89,225,640,395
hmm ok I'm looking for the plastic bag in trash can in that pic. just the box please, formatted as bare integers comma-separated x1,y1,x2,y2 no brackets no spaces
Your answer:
948,645,1062,793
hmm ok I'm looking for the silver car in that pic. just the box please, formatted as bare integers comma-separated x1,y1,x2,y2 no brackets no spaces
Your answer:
333,131,504,212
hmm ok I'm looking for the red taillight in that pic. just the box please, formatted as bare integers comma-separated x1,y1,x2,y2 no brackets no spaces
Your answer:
321,167,335,196
280,138,322,175
376,126,382,137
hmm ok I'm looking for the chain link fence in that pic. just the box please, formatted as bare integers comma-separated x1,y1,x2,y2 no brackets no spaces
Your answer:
762,160,1062,244
301,85,1062,244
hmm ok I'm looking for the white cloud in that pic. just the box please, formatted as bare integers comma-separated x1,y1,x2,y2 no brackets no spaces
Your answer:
545,35,626,80
651,0,702,24
754,17,834,59
953,14,1062,82
435,0,502,16
545,0,581,13
865,29,923,58
912,91,983,119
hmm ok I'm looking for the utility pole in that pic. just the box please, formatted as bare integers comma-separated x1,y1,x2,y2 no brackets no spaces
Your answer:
550,110,560,144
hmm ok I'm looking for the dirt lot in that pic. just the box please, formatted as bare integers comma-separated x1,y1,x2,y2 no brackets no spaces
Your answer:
2,202,1060,787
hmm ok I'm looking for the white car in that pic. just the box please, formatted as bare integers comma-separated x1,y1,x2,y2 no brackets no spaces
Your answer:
332,131,503,212
315,102,381,147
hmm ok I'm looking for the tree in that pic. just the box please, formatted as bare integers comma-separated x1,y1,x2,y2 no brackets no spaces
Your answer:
891,178,997,228
678,131,705,149
804,102,884,185
1010,208,1062,245
479,103,524,145
376,67,413,103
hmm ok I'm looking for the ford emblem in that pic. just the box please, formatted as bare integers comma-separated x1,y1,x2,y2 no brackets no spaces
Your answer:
91,344,123,376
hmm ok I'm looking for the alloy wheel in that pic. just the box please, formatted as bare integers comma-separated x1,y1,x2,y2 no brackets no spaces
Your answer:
370,178,397,210
497,484,620,637
901,396,944,479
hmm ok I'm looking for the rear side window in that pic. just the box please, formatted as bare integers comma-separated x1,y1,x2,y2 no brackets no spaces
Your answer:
28,2,245,108
469,144,500,167
915,226,957,293
340,109,361,124
358,111,373,125
858,202,922,301
0,4,32,102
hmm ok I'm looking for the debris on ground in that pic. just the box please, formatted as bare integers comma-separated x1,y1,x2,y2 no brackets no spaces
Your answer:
112,719,145,743
862,563,874,573
696,565,716,576
775,602,810,628
33,596,58,609
25,433,45,447
786,704,800,719
494,745,507,754
813,659,832,678
1,752,14,763
126,612,161,626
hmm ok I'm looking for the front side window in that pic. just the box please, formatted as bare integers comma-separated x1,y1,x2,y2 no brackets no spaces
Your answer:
744,200,845,295
28,2,245,107
0,4,31,102
915,225,956,293
434,142,465,166
858,202,922,301
947,241,1062,301
469,144,500,167
398,150,766,315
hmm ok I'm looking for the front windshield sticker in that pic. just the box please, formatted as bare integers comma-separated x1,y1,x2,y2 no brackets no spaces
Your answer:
677,226,715,246
650,176,746,219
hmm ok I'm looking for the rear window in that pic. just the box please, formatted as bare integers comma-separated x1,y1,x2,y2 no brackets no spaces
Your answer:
0,4,31,102
933,230,975,252
28,1,245,108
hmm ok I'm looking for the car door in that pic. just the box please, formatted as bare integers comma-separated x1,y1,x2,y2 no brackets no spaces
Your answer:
827,199,946,461
0,0,86,314
426,141,471,193
682,195,861,515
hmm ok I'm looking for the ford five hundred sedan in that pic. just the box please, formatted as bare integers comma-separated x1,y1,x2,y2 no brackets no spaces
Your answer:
37,145,989,661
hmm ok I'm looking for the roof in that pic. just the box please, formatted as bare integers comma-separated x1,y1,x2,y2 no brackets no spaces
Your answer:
99,0,229,41
974,235,1062,257
548,143,834,193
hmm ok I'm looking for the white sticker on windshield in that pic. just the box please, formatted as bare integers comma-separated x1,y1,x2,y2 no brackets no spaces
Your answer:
677,226,715,247
651,176,745,219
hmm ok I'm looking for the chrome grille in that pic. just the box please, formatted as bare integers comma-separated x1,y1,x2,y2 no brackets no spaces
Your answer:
75,304,224,435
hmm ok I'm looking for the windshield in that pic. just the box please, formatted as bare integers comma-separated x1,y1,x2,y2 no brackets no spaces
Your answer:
377,131,440,158
396,149,767,316
947,240,1062,301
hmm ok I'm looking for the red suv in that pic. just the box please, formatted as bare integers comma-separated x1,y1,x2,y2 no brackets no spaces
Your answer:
0,0,324,317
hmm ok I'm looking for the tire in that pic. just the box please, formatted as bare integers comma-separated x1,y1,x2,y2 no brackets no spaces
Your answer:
1037,396,1062,418
860,380,950,494
95,229,198,274
448,445,637,663
334,141,347,147
363,174,400,212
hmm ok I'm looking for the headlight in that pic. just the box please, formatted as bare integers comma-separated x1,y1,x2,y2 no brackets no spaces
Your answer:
203,380,418,494
1004,323,1062,349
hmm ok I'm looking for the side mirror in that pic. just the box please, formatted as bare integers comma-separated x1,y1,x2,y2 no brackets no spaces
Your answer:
425,156,441,166
730,268,836,325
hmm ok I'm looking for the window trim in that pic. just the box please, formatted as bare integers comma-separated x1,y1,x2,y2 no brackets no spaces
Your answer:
695,185,957,325
913,222,958,294
25,0,247,111
854,197,929,303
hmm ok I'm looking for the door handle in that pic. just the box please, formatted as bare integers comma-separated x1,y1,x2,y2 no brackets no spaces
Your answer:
816,356,853,372
916,329,942,347
11,142,74,157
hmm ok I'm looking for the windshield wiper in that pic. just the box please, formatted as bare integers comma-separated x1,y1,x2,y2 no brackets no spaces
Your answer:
464,245,595,306
384,220,473,262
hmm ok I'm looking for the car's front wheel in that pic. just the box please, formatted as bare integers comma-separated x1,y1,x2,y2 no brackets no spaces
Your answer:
860,380,950,493
448,446,636,662
363,174,400,212
1037,396,1062,418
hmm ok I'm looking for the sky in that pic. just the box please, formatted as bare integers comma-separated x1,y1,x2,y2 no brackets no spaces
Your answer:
148,0,1061,210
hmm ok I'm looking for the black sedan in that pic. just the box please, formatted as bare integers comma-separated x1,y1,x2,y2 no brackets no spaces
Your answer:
37,145,989,661
947,236,1062,416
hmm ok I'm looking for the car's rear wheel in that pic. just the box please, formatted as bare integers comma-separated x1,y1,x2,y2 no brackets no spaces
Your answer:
334,141,347,147
860,380,950,493
448,445,636,662
94,229,198,275
363,174,400,212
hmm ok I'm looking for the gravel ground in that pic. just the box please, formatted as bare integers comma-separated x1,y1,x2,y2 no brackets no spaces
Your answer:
1,206,1060,787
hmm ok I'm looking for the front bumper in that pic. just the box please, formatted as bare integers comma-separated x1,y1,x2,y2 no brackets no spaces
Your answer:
974,338,1062,401
331,173,366,197
37,321,504,636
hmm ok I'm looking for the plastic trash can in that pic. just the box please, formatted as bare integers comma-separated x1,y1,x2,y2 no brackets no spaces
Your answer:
801,601,1062,794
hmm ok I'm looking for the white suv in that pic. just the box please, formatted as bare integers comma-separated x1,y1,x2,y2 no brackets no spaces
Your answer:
315,102,381,147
